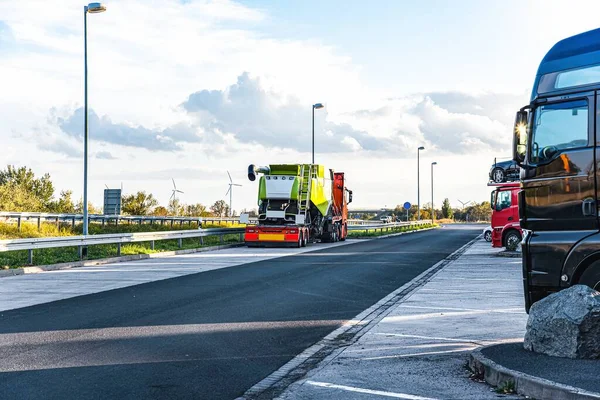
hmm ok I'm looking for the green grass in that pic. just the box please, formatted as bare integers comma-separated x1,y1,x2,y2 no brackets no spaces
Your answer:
347,223,437,238
0,220,244,269
495,380,516,394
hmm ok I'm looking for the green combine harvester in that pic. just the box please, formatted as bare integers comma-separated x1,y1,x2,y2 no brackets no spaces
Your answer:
242,163,352,247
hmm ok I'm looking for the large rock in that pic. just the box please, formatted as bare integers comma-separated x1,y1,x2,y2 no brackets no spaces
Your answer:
524,285,600,359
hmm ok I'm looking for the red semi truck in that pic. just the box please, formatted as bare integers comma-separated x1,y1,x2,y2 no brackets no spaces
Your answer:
490,183,522,248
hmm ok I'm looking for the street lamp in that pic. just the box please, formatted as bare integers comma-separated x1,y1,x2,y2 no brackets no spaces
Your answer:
83,2,106,238
417,146,425,220
312,103,324,164
431,162,437,223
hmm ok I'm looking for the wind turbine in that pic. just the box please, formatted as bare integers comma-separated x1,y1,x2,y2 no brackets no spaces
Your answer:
226,171,242,217
457,199,472,210
171,178,184,203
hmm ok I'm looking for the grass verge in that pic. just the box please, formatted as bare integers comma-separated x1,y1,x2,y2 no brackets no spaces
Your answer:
347,223,437,238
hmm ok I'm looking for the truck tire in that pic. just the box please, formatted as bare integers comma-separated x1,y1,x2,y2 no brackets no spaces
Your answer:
504,230,521,250
579,263,600,291
296,233,302,248
302,232,308,247
340,224,347,241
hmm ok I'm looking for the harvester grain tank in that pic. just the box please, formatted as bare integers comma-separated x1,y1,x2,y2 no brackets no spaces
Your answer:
242,163,352,247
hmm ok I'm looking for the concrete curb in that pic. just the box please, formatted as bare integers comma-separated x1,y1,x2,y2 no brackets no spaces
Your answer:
469,345,600,400
0,243,244,279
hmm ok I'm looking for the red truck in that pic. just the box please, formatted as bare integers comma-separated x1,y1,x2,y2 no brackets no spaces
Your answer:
490,183,522,248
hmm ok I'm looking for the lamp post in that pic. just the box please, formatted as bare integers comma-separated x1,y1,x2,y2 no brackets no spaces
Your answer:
431,162,437,223
83,2,106,238
312,103,324,164
417,146,425,220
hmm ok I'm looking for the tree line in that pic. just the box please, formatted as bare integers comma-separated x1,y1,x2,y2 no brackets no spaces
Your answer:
0,165,253,218
356,198,491,222
389,198,491,222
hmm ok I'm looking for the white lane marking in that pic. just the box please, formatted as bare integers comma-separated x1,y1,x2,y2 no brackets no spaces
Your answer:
381,310,492,322
361,347,475,360
370,332,488,343
419,288,520,294
397,305,526,314
305,381,439,400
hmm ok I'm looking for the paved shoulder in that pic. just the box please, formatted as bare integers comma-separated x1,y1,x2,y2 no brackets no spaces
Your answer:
278,236,526,400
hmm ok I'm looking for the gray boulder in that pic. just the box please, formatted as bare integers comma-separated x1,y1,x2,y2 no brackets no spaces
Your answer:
524,285,600,359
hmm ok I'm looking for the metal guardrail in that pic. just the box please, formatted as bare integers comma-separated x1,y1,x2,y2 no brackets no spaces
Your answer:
347,220,433,233
0,212,251,231
0,227,245,264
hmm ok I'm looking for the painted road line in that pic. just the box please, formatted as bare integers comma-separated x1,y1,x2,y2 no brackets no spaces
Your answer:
305,381,439,400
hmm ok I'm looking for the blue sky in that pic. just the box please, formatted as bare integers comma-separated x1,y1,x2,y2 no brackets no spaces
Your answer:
2,0,600,211
239,0,530,94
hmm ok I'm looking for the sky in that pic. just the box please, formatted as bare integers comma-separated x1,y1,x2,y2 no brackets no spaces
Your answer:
2,0,600,212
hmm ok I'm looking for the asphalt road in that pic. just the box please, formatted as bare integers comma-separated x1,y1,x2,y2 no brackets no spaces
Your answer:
0,225,479,400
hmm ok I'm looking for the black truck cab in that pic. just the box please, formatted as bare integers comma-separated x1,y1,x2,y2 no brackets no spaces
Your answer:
513,28,600,312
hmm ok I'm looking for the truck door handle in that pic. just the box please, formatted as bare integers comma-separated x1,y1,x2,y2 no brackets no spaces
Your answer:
507,216,513,221
582,199,596,216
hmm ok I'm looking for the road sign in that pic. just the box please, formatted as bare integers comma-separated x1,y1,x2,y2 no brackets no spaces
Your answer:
103,189,122,215
403,202,411,210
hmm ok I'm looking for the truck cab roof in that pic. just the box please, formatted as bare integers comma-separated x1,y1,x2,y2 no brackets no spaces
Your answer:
534,28,600,99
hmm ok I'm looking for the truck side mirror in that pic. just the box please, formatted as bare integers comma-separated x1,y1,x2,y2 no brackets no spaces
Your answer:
348,190,353,204
513,110,528,166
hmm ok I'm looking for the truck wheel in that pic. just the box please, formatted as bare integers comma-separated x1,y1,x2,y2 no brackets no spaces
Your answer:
504,230,521,250
302,231,308,247
579,264,600,291
492,168,505,183
296,233,302,248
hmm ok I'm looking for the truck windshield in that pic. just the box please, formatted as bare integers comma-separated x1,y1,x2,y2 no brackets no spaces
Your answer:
530,99,588,163
496,191,511,211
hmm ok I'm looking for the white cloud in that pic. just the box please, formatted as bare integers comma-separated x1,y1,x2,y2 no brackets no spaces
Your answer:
0,0,528,210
